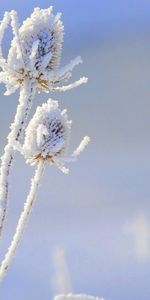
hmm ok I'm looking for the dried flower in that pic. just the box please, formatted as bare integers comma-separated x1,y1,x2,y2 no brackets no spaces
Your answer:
0,7,87,95
0,99,90,280
0,6,90,283
7,7,64,89
0,7,88,239
22,99,90,173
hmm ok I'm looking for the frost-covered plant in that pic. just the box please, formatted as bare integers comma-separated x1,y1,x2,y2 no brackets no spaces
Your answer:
0,99,90,280
0,8,87,94
22,99,72,173
0,7,88,237
22,99,90,172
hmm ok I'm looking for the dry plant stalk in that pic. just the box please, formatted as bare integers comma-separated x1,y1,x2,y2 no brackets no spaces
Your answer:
0,6,90,282
0,7,88,238
0,98,90,280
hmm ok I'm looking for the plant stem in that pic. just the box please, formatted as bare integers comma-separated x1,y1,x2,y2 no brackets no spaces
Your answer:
0,79,36,237
0,160,45,281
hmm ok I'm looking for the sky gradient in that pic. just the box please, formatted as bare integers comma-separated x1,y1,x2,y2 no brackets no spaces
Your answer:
0,1,150,300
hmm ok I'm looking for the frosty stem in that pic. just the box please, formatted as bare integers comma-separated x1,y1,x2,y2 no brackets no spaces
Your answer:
0,79,36,237
0,160,45,281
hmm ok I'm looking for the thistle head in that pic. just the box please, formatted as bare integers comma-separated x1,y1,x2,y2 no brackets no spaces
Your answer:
21,98,90,173
0,8,87,95
7,7,64,84
22,99,71,169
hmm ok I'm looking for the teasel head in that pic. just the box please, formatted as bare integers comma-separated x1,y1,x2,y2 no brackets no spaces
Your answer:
0,8,87,95
8,7,64,78
22,99,90,173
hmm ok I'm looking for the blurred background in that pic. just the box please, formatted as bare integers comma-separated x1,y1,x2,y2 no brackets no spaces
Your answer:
0,1,150,299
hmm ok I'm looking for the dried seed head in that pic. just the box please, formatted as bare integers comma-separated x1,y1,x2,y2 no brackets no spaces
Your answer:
0,9,87,95
22,99,71,166
7,7,64,81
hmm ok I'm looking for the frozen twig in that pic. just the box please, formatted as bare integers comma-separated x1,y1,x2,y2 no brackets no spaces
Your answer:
72,136,90,157
0,99,90,280
0,161,45,281
0,7,89,284
0,79,36,237
0,11,11,59
51,77,88,92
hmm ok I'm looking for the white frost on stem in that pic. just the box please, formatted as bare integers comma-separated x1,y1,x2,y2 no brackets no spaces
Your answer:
0,11,11,59
50,77,88,92
48,56,83,84
60,56,82,73
0,7,88,239
0,161,45,281
0,79,36,237
10,10,24,64
72,136,90,157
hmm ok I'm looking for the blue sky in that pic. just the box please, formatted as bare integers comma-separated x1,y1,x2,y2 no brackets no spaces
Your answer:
0,1,150,300
1,0,150,29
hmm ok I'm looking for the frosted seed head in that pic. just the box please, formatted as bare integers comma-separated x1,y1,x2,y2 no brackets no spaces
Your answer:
7,7,64,84
0,9,87,95
23,99,71,165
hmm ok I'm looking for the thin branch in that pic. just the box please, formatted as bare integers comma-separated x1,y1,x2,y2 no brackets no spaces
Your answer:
0,161,45,281
10,11,24,66
72,136,90,157
50,77,88,92
0,12,11,59
57,56,82,78
48,56,83,85
0,79,36,238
